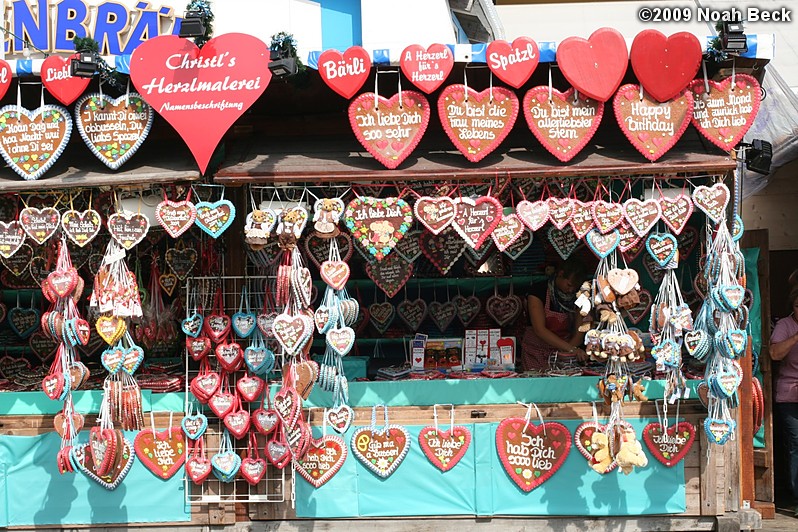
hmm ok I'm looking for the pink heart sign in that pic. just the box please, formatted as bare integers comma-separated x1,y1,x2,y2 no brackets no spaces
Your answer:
41,54,91,105
317,46,371,99
130,34,271,173
486,37,539,88
689,74,760,151
523,86,603,162
613,84,694,161
451,196,503,249
348,91,431,169
400,44,453,94
438,85,519,162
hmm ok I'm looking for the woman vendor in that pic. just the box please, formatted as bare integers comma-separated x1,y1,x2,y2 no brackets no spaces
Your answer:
520,258,588,371
770,287,798,516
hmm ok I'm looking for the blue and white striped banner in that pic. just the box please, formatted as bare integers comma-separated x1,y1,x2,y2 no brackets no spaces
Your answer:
3,34,773,78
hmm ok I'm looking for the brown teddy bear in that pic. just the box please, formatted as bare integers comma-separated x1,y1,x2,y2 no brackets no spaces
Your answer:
590,431,614,474
312,198,343,236
277,208,305,249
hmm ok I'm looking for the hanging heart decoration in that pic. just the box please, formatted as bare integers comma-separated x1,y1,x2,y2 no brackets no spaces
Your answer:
569,200,595,240
369,302,396,334
344,196,413,261
326,405,354,434
464,238,495,268
557,27,628,102
395,229,423,263
692,183,729,224
107,211,149,250
486,294,522,327
195,199,236,238
5,245,35,278
438,85,519,162
61,209,102,248
429,301,457,332
547,226,580,260
504,227,534,260
0,221,26,259
659,193,694,235
630,30,702,103
491,212,525,252
155,199,197,238
73,437,134,490
134,428,186,479
451,196,503,249
585,228,620,259
486,37,539,88
294,435,348,488
317,46,371,99
397,298,428,331
400,43,454,94
349,91,431,169
646,233,678,267
642,421,695,467
418,425,472,472
327,326,356,356
19,207,60,245
41,54,91,105
704,418,736,445
351,425,411,479
643,253,667,284
496,418,571,492
0,105,72,181
414,196,457,235
181,413,208,440
516,199,549,231
453,295,482,327
365,252,414,298
547,198,574,230
676,225,699,258
613,84,694,161
623,198,661,237
624,288,652,325
523,86,604,162
320,260,350,291
74,93,153,169
689,74,760,151
271,313,313,355
419,228,466,275
304,233,353,269
573,421,626,474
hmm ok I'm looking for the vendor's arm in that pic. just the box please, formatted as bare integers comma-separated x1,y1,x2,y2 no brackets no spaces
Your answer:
770,319,798,361
527,295,579,353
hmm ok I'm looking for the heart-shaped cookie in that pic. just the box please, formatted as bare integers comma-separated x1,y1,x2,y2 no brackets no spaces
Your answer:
344,196,414,261
496,418,571,492
0,105,72,181
107,211,149,250
19,207,60,244
689,74,760,151
643,421,695,467
451,196,503,249
418,425,471,472
155,199,197,238
294,435,348,488
351,425,410,479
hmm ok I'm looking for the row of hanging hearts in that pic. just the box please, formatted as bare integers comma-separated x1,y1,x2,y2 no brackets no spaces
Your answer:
0,92,154,181
346,73,759,169
0,195,235,261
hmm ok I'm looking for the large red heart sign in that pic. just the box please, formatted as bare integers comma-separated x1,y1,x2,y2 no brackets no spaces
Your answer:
630,30,702,103
557,27,628,102
130,34,271,174
486,37,539,89
400,44,453,94
0,59,10,101
41,54,91,106
318,46,371,99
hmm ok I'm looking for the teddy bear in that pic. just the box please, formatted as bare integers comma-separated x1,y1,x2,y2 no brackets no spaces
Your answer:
245,209,273,249
616,286,640,310
312,198,343,236
598,374,627,405
590,430,614,474
584,329,602,359
615,427,648,474
600,333,620,360
627,378,648,402
276,208,305,250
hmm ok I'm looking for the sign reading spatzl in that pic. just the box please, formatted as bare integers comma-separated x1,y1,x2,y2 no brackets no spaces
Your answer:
130,33,271,173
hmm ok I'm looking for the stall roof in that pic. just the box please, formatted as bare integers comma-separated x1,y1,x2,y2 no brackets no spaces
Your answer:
213,128,736,185
0,136,201,193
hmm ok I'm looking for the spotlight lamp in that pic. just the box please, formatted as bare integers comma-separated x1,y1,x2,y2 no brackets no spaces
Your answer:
70,52,99,78
738,139,773,175
268,49,298,79
179,10,206,38
721,22,748,54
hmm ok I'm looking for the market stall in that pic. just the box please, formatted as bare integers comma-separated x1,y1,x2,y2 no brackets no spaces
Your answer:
0,23,771,531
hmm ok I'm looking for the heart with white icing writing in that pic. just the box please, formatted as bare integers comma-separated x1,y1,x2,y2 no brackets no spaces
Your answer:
155,199,197,238
692,183,729,224
451,196,503,249
294,435,348,488
61,209,102,248
491,212,525,252
659,194,694,234
0,221,26,259
271,313,313,355
646,233,678,267
547,226,580,260
344,196,414,261
418,425,471,472
486,294,522,327
195,200,236,238
591,201,625,234
643,421,695,467
429,301,457,332
350,425,411,479
326,326,356,356
516,199,549,231
689,74,760,151
496,418,571,492
397,299,428,331
368,302,395,333
320,260,350,290
547,198,574,230
107,211,149,250
569,200,595,239
365,252,414,298
0,105,72,181
585,228,620,259
19,207,60,244
414,196,457,234
623,198,661,237
420,227,466,275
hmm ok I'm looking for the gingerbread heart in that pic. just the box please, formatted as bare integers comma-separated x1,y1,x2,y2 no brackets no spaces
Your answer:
349,91,430,169
326,405,354,434
365,252,414,298
344,197,414,261
294,435,348,488
107,211,149,249
689,74,760,151
692,183,729,224
0,221,27,259
418,425,471,472
451,196,503,249
134,429,186,479
491,212,525,252
155,199,197,238
419,227,466,275
659,194,694,234
397,299,428,331
414,196,457,235
642,421,695,467
61,209,102,248
624,198,661,237
351,425,410,478
486,294,522,327
0,105,72,181
438,85,519,162
19,207,60,244
496,418,571,492
547,226,580,260
320,260,350,290
516,199,550,231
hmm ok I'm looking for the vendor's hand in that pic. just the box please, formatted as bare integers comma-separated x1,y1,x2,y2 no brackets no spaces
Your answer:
573,348,588,363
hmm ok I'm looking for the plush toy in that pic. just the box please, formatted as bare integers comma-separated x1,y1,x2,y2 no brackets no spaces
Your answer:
615,427,648,474
277,208,305,249
590,431,614,474
312,198,343,236
598,374,626,405
585,329,602,359
627,378,648,402
244,209,272,249
575,281,592,315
